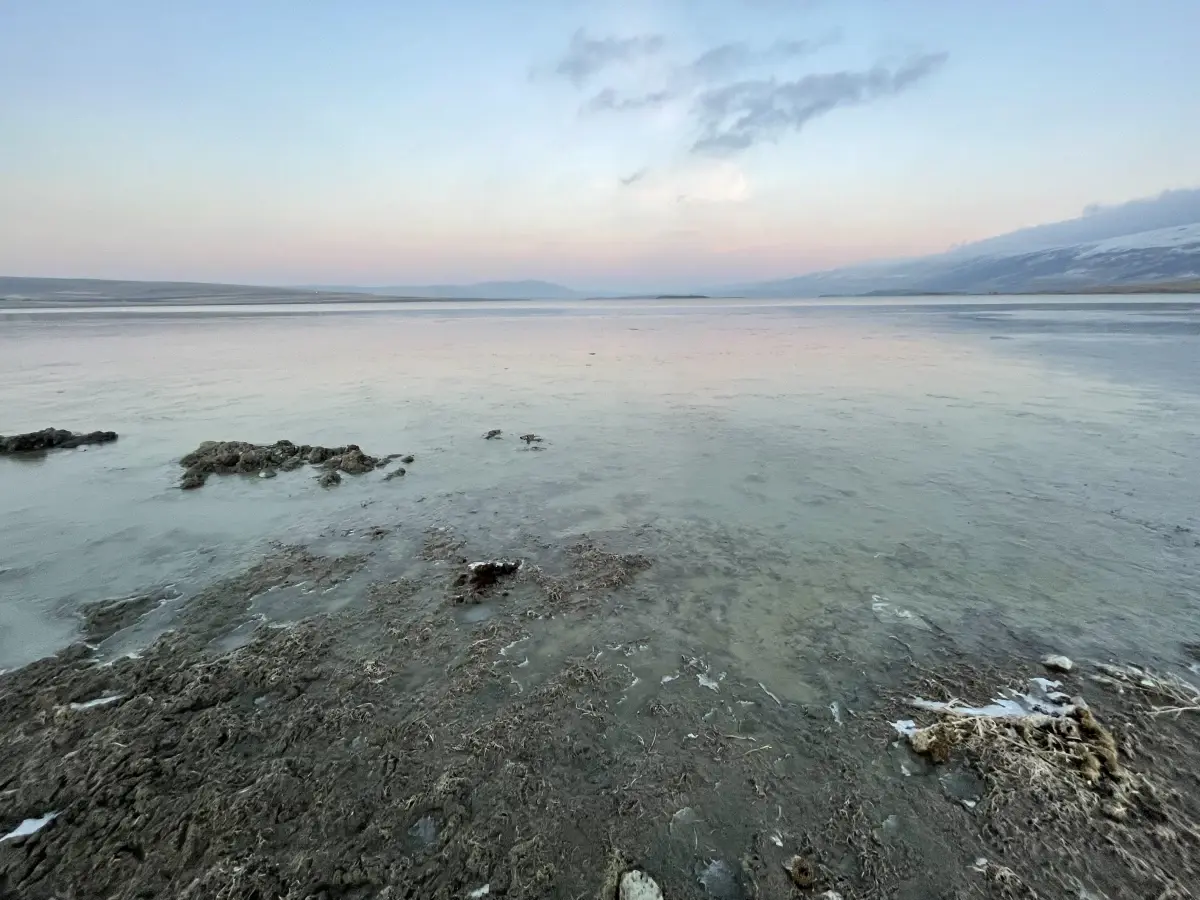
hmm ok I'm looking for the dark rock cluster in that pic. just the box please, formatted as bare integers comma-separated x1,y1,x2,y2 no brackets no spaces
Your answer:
0,428,118,454
178,440,386,489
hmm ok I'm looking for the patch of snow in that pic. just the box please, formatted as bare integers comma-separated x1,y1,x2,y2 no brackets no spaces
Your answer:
697,673,720,692
759,682,782,706
499,636,528,657
829,701,843,726
909,677,1077,720
661,674,678,684
1031,677,1062,693
467,885,490,899
892,719,918,737
1,812,58,842
69,694,123,711
1078,223,1200,256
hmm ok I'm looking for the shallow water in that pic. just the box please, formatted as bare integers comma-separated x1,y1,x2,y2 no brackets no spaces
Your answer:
1,296,1198,682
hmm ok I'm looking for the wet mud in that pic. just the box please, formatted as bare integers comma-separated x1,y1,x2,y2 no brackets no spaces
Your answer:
1,525,1198,900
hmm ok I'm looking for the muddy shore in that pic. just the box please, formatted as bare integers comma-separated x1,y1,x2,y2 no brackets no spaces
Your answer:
1,519,1197,900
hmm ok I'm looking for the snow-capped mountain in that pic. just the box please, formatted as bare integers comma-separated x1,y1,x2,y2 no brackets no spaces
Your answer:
732,190,1200,296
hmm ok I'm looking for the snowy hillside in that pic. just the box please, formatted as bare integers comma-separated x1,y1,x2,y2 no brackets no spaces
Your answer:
734,191,1200,297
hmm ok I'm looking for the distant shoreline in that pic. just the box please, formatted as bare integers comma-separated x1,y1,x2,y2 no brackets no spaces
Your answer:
2,279,1198,312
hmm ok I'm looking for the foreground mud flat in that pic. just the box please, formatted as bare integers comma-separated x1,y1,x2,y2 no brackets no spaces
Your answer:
1,525,1197,900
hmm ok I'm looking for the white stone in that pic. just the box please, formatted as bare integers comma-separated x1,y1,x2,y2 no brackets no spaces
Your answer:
620,870,664,900
1042,654,1074,673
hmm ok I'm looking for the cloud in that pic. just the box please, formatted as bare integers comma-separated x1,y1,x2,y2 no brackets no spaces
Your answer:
580,34,838,115
554,29,666,86
619,168,649,187
585,87,675,113
685,35,838,80
691,52,948,154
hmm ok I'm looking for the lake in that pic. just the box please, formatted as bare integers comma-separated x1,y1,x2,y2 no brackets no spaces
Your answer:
1,296,1198,681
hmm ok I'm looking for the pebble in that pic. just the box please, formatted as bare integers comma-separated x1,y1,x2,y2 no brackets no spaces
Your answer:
1042,654,1074,673
620,870,664,900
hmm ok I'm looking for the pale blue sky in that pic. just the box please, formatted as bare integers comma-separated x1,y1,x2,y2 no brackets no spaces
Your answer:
2,0,1197,290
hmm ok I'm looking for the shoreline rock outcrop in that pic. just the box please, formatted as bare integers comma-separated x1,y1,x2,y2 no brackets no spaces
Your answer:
178,439,387,489
0,428,118,454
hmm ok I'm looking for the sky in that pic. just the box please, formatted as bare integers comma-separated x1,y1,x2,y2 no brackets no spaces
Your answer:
2,0,1198,291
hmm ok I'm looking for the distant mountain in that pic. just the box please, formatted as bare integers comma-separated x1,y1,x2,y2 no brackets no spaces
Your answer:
0,277,332,302
730,189,1200,297
302,280,588,300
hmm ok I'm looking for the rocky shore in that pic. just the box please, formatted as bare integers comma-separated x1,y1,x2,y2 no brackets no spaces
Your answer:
0,428,118,454
0,521,1196,900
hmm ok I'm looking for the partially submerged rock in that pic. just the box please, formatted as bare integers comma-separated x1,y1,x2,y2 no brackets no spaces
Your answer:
456,559,521,595
519,433,544,444
178,439,384,489
317,470,342,488
78,593,165,643
484,429,502,440
0,428,118,454
1043,654,1075,674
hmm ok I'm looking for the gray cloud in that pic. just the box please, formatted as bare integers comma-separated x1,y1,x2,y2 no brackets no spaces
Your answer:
585,87,674,113
691,52,948,154
686,35,838,80
554,29,665,86
619,168,649,186
580,34,839,116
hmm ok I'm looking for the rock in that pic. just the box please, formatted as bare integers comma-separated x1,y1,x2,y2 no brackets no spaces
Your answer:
178,439,384,488
237,449,264,472
339,448,375,475
318,470,342,488
180,469,207,490
383,467,406,482
519,434,544,444
1043,654,1074,674
79,593,164,642
400,454,415,464
784,856,816,889
484,430,502,440
620,870,663,900
457,559,521,593
0,428,118,454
